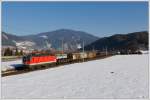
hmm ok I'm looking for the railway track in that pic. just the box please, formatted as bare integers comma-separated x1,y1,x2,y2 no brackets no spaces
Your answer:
2,55,113,77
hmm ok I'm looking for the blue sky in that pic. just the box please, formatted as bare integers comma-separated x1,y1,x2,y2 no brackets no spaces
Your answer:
2,1,148,37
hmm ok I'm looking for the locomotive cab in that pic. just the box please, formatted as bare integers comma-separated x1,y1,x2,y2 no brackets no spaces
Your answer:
22,55,32,65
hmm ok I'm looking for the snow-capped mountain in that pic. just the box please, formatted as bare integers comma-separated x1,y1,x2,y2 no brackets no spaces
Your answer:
2,29,99,51
15,41,36,49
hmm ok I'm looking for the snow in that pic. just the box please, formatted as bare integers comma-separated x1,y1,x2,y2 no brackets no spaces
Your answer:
2,54,148,99
45,40,51,49
2,60,22,71
2,34,9,40
12,40,16,43
140,50,149,54
16,41,36,49
77,43,82,49
39,35,48,39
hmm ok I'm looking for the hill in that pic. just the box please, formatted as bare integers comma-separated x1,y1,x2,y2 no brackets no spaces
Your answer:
84,31,148,51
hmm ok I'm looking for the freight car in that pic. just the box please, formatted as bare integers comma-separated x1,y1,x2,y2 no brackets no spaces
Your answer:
69,52,96,62
72,52,87,62
86,51,96,59
56,54,69,64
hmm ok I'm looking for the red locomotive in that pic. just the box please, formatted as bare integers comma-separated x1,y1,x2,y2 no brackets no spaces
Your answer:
23,52,57,69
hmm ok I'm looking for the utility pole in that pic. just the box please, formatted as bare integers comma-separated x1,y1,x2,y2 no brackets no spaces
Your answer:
62,38,64,54
105,46,108,56
82,41,84,62
92,46,95,52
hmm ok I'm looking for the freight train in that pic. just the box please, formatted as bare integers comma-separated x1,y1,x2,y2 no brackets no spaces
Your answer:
22,51,110,70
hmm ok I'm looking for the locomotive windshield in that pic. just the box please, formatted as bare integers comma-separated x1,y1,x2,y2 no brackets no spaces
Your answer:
23,55,32,62
23,56,26,62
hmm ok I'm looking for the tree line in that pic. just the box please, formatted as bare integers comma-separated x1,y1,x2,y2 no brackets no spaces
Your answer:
3,48,23,56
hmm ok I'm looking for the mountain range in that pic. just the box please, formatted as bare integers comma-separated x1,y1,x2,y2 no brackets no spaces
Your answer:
2,29,148,51
2,29,99,51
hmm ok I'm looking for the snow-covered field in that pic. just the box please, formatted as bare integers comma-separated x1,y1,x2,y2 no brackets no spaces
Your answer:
1,60,22,71
2,54,149,99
